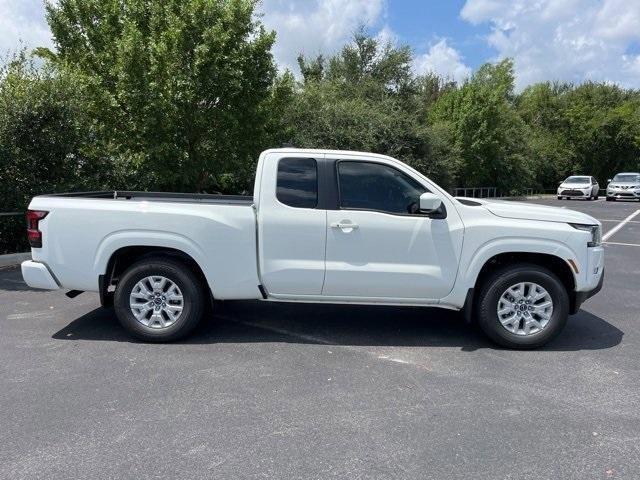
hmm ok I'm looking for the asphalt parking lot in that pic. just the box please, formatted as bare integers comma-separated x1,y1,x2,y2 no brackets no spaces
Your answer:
1,198,639,479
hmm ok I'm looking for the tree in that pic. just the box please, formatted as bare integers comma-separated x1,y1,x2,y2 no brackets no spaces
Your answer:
516,82,576,187
286,32,455,187
0,53,109,253
429,59,532,193
44,0,278,192
562,83,640,183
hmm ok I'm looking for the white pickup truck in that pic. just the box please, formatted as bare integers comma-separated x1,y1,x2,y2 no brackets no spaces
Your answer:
21,148,604,348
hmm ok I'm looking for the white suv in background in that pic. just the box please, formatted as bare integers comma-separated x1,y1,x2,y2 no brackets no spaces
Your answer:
557,176,600,200
606,173,640,201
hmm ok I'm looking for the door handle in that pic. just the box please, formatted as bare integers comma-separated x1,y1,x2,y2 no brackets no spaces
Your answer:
331,222,359,230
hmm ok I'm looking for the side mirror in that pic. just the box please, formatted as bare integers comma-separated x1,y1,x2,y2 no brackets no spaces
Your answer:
419,192,442,213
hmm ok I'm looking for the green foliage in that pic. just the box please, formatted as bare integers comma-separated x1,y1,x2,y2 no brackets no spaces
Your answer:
0,54,112,253
288,32,455,187
45,0,278,192
429,59,532,193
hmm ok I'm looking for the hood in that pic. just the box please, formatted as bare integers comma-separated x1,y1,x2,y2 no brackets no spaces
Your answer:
456,198,599,225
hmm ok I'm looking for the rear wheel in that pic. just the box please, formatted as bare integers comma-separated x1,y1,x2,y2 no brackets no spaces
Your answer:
557,196,562,200
114,257,205,342
476,263,569,349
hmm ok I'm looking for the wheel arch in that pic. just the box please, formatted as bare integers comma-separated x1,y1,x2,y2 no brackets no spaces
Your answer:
467,251,578,317
99,245,212,307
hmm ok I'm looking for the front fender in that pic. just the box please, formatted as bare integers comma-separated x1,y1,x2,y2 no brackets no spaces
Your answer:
461,237,578,290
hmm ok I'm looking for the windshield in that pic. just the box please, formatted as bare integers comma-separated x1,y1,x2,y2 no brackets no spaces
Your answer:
564,176,590,184
612,174,640,183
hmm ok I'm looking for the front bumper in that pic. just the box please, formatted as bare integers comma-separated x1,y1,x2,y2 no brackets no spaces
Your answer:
573,268,604,314
607,190,640,199
21,260,60,290
559,189,591,197
570,246,604,313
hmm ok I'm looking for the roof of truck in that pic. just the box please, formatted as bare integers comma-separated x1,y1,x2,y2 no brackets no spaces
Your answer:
261,148,394,161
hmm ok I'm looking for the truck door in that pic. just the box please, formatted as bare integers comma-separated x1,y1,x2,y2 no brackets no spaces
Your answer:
322,159,462,300
257,156,327,295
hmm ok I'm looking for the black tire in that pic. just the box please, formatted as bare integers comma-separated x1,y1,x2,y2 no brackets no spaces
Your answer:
114,257,205,342
607,197,615,201
557,196,562,200
476,263,569,349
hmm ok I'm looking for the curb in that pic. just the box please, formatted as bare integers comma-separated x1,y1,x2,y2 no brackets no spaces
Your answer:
0,252,31,269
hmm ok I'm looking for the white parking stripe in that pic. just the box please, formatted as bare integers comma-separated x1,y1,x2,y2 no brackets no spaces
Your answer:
599,219,640,223
602,209,640,241
603,241,640,247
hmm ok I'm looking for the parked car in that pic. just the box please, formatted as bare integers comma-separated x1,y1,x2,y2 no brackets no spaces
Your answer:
606,172,640,201
557,176,599,200
21,148,604,349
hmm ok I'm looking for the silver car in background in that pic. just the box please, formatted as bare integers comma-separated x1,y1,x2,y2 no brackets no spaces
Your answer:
606,172,640,201
557,176,600,200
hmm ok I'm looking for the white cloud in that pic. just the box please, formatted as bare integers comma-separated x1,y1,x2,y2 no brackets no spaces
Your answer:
375,24,398,47
0,0,52,57
259,0,386,72
414,39,472,83
460,0,640,89
1,0,387,72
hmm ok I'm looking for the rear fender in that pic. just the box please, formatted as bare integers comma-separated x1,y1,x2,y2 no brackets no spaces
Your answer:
93,230,215,295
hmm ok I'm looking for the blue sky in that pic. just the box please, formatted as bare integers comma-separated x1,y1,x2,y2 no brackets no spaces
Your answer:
385,0,493,70
2,0,640,90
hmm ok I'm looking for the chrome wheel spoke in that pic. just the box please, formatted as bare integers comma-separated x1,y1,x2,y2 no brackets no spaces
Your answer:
533,300,552,310
131,291,149,300
524,318,543,334
499,312,518,326
138,279,153,297
130,276,183,329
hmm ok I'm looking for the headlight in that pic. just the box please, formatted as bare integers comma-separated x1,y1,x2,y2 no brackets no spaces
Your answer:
570,223,602,247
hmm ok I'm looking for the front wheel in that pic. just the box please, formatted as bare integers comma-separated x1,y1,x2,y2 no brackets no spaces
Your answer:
476,264,569,349
114,257,205,342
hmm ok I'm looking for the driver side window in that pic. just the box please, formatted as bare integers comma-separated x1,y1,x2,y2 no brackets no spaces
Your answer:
337,161,427,215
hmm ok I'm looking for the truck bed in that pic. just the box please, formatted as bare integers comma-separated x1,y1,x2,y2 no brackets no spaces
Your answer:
41,191,254,206
28,190,261,299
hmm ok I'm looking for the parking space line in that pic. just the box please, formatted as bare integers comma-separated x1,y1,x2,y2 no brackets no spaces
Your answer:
599,219,640,223
602,209,640,242
220,316,430,370
603,241,640,247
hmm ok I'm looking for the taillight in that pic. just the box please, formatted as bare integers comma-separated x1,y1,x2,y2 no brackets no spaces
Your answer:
26,210,48,248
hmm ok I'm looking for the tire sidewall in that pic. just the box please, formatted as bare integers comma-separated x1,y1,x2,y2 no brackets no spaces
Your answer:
478,265,569,349
114,259,204,342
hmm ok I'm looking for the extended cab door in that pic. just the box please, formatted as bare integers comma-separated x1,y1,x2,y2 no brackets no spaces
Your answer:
257,154,326,295
322,158,463,301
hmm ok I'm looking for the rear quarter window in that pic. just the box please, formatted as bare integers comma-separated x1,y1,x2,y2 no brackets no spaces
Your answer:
276,158,318,208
